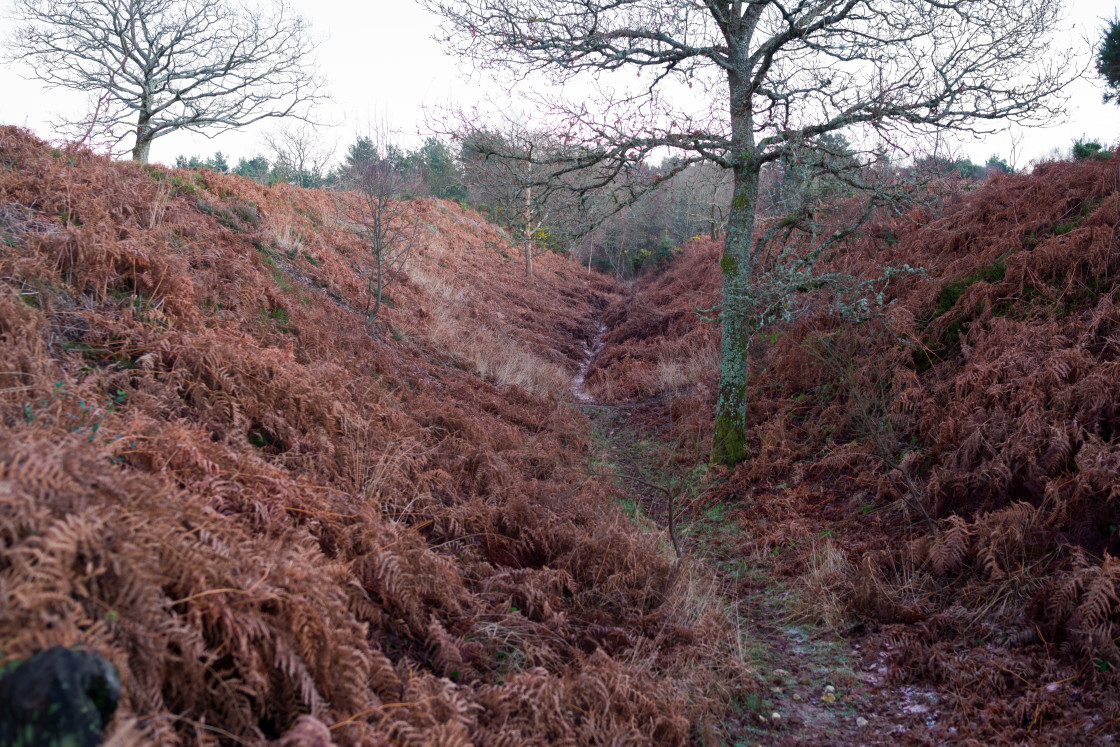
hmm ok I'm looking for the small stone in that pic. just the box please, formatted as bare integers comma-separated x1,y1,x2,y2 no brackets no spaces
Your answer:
770,686,783,695
773,668,791,678
792,693,803,702
824,685,836,694
771,711,782,722
857,717,869,728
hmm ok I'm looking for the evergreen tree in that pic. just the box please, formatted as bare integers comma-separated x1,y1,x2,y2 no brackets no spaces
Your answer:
345,136,378,171
234,156,271,183
173,152,228,173
418,137,467,201
1100,17,1120,104
985,155,1011,174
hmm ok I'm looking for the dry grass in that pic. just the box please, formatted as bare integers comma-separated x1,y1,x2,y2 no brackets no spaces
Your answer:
793,538,855,630
407,262,573,397
643,339,721,395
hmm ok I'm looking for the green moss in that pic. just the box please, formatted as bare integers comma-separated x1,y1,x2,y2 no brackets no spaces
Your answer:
720,252,737,277
931,258,1008,320
247,430,270,448
710,411,747,466
730,188,752,212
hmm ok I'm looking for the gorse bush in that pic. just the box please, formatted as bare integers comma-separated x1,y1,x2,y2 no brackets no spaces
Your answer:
1100,16,1120,104
1073,138,1110,161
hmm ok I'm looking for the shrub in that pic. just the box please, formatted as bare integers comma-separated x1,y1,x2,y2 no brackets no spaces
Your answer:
1073,139,1109,161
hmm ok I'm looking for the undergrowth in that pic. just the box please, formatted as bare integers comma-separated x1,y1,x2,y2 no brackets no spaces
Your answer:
0,126,752,745
588,152,1120,742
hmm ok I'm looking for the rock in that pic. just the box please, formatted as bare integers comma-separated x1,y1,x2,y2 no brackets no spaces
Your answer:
857,717,870,728
0,647,120,747
792,693,803,702
771,712,782,722
824,684,836,694
773,668,791,678
770,686,783,695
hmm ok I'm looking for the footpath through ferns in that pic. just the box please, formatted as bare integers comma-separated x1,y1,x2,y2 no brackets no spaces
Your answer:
573,315,938,745
584,153,1120,745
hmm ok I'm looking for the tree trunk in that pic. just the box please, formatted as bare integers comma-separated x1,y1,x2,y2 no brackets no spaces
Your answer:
710,60,759,466
710,164,760,465
132,94,153,162
370,249,384,322
524,184,533,277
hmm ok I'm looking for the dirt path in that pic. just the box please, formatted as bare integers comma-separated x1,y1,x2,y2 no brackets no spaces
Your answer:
571,322,941,746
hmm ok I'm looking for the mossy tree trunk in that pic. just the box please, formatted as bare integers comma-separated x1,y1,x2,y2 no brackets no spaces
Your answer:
710,63,760,466
710,163,760,465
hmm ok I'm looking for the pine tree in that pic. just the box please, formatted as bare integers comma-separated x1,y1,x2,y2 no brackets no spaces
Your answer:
1100,17,1120,104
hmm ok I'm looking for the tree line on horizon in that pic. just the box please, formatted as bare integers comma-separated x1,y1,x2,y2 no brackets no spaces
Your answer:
173,128,1065,279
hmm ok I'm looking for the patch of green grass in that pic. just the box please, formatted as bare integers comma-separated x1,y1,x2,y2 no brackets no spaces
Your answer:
932,257,1008,320
58,206,81,226
148,168,202,197
302,251,321,267
914,256,1013,371
704,503,727,521
48,148,76,166
294,206,324,226
197,198,261,233
17,289,40,309
271,269,293,292
262,305,289,325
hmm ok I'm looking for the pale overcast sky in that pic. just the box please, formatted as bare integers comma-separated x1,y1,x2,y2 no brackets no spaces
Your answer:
0,0,1116,168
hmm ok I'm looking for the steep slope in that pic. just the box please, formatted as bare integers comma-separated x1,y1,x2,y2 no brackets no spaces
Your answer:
0,128,752,745
590,156,1120,742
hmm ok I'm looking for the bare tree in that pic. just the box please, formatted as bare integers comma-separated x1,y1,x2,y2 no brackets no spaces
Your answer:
460,126,551,276
341,127,420,323
425,0,1077,464
7,0,324,162
264,124,334,188
461,124,654,276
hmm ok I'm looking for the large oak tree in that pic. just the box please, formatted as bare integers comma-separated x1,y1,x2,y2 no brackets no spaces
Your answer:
424,0,1076,464
7,0,324,162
